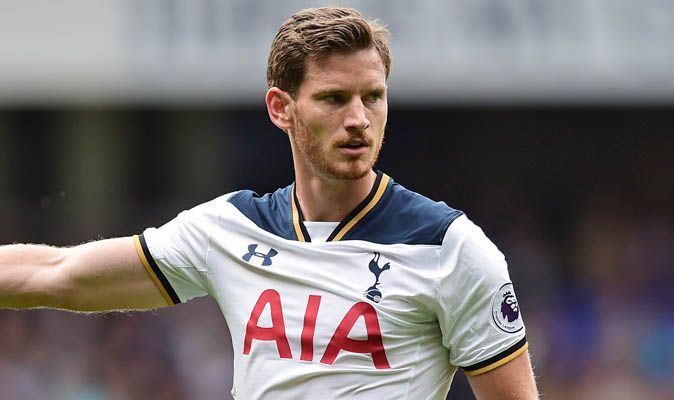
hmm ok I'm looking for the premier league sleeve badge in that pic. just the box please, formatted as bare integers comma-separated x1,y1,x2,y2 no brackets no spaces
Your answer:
491,283,524,333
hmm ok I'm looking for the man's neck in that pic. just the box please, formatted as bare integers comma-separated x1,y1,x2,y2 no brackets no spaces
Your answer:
295,170,377,222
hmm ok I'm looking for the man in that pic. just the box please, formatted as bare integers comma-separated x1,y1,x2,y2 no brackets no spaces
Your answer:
0,7,538,399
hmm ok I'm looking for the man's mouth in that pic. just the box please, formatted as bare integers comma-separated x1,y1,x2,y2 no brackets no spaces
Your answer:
338,138,369,149
337,138,370,156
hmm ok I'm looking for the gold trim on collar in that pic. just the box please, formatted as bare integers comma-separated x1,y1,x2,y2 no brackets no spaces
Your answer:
330,174,390,242
291,185,307,242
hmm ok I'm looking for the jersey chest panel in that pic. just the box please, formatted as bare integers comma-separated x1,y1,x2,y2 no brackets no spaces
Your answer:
207,210,452,374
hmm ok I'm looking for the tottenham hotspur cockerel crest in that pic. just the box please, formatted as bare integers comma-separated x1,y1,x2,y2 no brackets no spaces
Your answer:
364,252,390,303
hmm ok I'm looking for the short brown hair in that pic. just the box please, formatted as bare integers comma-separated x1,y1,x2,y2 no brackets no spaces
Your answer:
267,7,392,98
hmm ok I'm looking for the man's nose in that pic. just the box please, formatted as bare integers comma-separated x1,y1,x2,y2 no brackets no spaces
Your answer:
344,98,370,132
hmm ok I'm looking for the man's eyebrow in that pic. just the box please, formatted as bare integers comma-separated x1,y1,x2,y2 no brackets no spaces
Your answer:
367,86,387,95
312,86,387,96
312,88,345,96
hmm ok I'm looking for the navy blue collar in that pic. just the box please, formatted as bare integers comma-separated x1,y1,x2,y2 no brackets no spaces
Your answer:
228,171,463,245
290,170,391,242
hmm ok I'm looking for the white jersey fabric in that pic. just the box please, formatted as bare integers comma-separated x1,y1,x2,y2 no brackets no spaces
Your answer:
304,221,339,242
135,171,527,399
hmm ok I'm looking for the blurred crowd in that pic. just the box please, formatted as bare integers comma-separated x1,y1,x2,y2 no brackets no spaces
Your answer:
0,108,672,399
0,300,231,399
505,198,674,400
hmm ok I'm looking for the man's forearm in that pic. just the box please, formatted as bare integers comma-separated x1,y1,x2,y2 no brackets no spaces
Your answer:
0,244,68,309
2,238,168,312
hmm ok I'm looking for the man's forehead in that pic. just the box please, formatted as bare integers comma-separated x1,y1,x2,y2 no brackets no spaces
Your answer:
303,48,387,86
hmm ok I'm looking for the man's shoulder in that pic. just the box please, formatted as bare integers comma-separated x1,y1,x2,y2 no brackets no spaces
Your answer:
226,185,296,240
228,185,292,209
388,182,461,220
347,180,464,245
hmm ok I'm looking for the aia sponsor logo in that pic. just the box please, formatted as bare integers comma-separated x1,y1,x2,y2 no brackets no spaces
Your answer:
243,289,391,369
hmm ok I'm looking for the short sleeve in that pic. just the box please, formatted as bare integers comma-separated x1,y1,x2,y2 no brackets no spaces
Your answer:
134,193,235,305
434,215,528,376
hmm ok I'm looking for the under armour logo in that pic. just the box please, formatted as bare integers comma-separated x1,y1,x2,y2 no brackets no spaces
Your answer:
364,252,391,303
242,244,278,266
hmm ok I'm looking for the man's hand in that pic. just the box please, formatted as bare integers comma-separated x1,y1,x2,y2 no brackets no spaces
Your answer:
0,237,168,312
467,350,539,400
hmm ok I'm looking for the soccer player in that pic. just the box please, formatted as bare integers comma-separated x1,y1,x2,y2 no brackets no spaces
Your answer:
0,7,538,399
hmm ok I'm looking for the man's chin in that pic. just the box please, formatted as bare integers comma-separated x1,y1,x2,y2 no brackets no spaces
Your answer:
323,161,372,181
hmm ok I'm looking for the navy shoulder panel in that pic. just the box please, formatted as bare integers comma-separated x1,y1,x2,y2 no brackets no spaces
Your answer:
228,185,297,240
344,182,464,245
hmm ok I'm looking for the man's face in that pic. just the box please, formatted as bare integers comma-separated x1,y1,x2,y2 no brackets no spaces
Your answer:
288,47,388,181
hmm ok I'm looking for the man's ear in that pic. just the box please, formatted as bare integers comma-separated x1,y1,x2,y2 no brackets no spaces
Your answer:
266,87,294,132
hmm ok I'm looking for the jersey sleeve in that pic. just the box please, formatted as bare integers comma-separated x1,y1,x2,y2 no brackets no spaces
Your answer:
434,215,528,376
134,193,235,305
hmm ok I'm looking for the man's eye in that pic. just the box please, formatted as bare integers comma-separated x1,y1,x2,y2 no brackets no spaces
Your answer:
323,95,341,103
364,93,382,102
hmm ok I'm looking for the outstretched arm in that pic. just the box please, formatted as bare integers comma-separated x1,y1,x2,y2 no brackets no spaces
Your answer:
0,237,168,312
466,350,539,400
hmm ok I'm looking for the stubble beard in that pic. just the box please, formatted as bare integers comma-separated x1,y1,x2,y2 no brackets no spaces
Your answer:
291,114,383,181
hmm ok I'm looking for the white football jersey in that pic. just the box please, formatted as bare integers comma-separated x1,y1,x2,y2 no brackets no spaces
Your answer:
135,172,527,399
